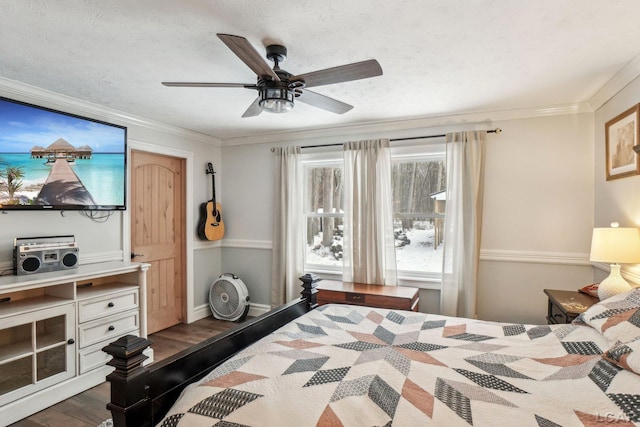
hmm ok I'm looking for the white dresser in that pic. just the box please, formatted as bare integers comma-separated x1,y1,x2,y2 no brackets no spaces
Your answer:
0,261,148,426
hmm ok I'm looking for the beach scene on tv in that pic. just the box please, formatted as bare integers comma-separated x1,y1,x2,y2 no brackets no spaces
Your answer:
0,98,126,208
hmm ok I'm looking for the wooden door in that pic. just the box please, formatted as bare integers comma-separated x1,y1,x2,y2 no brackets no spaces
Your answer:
131,150,185,333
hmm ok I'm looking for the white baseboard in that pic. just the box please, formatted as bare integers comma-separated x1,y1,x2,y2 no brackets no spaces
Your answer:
190,302,271,323
143,346,154,365
192,303,212,322
248,303,271,317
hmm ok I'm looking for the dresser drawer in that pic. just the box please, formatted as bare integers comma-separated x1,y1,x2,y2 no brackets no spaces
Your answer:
78,289,138,323
548,300,571,324
78,310,139,348
543,289,597,325
345,292,366,304
78,332,138,374
316,281,419,311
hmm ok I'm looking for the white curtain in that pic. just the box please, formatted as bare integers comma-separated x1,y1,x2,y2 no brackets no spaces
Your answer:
440,131,486,318
271,146,304,306
343,139,397,285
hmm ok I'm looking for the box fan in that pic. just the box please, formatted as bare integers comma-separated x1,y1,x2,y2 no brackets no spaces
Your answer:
209,273,250,321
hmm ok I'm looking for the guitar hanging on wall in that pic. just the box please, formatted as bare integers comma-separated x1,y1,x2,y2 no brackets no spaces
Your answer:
197,162,225,241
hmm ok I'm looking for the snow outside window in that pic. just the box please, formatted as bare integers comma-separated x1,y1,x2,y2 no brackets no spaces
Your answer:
303,145,446,285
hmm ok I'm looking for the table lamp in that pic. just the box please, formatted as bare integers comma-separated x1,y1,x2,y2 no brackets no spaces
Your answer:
590,222,640,300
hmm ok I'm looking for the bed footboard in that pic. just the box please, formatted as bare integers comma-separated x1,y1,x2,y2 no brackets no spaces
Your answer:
103,295,311,427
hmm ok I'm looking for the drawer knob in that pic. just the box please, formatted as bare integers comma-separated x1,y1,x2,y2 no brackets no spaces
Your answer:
108,325,115,331
67,338,75,345
107,302,115,308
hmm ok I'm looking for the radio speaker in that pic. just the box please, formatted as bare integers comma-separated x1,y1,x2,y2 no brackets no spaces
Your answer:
20,256,41,273
62,251,78,267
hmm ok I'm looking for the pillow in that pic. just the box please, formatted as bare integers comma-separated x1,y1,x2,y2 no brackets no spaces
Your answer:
603,336,640,375
580,287,640,345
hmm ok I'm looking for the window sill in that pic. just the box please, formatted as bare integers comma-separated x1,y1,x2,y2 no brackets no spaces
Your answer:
305,269,442,291
398,277,441,290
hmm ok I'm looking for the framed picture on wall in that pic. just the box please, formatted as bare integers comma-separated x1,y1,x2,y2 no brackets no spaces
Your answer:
605,103,640,180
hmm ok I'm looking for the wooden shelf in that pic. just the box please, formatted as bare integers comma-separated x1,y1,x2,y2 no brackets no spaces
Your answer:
76,282,137,300
0,340,31,363
0,295,72,319
36,334,65,352
0,261,146,294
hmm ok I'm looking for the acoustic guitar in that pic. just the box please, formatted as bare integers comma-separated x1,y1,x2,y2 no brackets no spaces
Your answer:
197,162,225,241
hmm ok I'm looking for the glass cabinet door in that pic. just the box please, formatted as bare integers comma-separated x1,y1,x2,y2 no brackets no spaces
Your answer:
0,303,75,406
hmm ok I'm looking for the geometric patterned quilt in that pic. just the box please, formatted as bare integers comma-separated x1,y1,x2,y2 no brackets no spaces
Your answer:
158,304,640,426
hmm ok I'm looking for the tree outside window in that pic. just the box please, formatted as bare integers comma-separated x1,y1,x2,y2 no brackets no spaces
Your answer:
305,164,343,269
303,151,446,281
392,158,446,276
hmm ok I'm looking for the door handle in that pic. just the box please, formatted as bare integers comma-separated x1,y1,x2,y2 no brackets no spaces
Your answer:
131,252,145,259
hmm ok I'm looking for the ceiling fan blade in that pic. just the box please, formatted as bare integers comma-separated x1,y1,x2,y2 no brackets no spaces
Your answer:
162,82,256,88
242,97,263,118
217,34,280,81
296,90,353,114
292,59,382,88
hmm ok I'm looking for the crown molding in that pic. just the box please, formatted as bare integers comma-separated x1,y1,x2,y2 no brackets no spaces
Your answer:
0,76,222,147
589,52,640,111
0,72,605,150
220,103,592,147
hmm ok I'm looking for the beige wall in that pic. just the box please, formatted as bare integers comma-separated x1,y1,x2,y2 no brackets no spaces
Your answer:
478,113,595,324
221,112,596,324
594,74,640,286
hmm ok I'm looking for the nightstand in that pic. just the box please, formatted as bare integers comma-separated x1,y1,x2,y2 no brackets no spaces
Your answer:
316,280,419,311
543,289,598,324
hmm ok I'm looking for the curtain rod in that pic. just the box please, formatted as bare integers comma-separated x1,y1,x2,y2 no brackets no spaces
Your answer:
299,128,502,149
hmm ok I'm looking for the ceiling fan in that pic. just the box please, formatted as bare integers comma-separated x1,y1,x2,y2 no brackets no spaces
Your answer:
162,34,383,118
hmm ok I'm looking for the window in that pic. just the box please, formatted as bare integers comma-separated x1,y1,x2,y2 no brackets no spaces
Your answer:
302,142,446,284
392,152,446,281
304,160,343,272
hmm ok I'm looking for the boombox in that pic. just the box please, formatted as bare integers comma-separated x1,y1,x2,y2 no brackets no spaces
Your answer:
13,236,79,275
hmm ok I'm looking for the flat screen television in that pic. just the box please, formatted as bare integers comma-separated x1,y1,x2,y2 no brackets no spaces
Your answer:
0,96,127,211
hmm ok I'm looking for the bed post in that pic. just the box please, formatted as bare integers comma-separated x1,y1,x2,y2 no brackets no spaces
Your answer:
299,273,321,310
103,335,153,427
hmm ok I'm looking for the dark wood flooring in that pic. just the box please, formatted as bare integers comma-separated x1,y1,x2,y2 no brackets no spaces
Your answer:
8,316,241,427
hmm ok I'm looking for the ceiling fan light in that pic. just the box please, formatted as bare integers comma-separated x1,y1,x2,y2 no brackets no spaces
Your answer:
259,87,294,113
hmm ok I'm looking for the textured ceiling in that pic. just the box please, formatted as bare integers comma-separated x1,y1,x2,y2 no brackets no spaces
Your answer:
1,0,640,140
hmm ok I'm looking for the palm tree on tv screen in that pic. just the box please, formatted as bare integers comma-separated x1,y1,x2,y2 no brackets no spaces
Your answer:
0,166,25,202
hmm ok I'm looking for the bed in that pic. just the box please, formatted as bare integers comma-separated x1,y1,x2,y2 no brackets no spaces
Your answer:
104,282,640,426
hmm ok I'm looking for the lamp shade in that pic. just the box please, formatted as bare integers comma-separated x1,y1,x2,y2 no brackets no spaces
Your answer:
590,227,640,264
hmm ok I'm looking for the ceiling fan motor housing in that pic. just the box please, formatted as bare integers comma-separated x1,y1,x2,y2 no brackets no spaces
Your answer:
266,44,287,64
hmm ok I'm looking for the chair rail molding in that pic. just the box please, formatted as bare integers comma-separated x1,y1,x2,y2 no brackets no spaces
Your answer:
221,239,273,250
479,249,590,266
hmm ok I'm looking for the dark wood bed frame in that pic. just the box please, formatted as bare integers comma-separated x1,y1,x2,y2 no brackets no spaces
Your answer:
102,274,320,427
